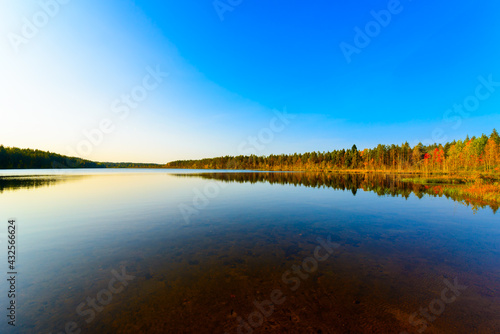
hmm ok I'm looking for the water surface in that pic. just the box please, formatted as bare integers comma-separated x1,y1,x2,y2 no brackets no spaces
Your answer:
0,169,498,333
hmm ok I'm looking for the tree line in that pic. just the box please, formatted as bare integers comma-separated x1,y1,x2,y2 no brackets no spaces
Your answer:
0,146,161,169
2,129,499,172
167,129,500,173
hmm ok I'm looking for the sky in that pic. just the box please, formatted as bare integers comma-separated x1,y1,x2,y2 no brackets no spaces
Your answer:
1,0,499,163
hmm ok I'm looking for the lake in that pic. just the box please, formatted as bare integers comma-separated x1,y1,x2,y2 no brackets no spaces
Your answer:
0,169,498,333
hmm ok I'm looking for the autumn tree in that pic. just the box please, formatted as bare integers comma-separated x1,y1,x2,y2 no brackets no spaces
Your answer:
412,144,422,170
484,137,499,172
490,128,500,145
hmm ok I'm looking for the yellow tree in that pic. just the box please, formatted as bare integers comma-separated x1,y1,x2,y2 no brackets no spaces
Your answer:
412,145,422,170
447,144,460,172
462,139,479,171
484,137,499,172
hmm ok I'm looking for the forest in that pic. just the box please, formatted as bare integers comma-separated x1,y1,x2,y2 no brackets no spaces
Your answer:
0,146,161,169
166,130,500,174
1,130,499,174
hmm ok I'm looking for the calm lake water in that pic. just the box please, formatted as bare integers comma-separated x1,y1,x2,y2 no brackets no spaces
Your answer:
0,169,498,333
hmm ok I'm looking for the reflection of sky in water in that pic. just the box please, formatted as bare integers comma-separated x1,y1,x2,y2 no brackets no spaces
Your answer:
0,170,498,333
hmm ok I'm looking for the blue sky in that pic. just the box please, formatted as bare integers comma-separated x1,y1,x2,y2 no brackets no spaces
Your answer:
1,0,499,163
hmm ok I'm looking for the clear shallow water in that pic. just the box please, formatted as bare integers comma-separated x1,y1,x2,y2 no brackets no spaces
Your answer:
0,169,498,333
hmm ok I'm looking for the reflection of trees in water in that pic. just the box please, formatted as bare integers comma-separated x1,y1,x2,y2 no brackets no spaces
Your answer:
0,176,88,193
175,172,498,214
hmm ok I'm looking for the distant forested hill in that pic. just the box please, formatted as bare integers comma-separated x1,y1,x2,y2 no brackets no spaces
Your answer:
0,146,163,169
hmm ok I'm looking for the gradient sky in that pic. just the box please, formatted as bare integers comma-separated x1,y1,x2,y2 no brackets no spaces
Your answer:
1,0,499,163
